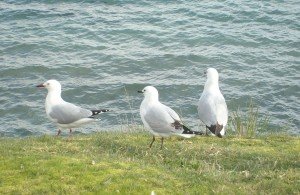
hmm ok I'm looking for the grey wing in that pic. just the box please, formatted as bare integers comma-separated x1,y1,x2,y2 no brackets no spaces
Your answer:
162,104,181,121
198,92,228,126
143,105,176,134
49,103,92,124
198,93,218,126
215,95,228,126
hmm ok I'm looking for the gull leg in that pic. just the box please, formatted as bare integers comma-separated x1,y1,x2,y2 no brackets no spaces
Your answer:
68,129,73,138
56,129,61,136
66,129,73,141
149,136,155,148
205,126,208,136
160,137,164,150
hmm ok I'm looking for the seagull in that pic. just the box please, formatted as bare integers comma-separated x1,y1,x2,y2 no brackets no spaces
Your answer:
36,79,109,136
197,68,228,138
138,86,203,149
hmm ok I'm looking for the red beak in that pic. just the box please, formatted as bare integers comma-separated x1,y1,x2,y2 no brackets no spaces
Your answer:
36,84,45,88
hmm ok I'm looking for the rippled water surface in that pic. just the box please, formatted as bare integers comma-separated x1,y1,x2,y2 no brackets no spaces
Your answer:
0,0,299,137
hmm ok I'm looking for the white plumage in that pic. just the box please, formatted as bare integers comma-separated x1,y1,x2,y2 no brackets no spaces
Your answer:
37,79,109,135
139,86,202,149
197,68,228,137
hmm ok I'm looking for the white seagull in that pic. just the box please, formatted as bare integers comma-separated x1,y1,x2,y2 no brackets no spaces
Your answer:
138,86,203,149
37,79,109,136
197,68,228,138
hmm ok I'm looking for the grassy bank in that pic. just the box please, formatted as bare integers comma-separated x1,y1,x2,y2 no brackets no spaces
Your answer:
0,131,299,194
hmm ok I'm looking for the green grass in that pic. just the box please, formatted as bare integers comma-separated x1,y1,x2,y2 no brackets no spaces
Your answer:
0,131,299,194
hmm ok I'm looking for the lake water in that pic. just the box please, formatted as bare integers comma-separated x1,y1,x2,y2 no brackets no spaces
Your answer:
0,0,299,137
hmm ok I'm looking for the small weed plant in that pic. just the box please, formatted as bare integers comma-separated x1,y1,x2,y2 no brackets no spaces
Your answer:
231,99,270,138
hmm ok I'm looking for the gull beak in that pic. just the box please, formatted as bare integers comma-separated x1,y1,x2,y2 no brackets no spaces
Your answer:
36,83,45,88
137,90,143,93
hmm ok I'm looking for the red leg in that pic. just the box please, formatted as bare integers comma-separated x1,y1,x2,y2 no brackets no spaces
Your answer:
160,137,164,150
149,136,155,148
56,129,61,136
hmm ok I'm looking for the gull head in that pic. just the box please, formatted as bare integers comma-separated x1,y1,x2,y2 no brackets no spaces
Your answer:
138,86,159,101
205,68,219,82
206,68,219,79
203,68,220,90
36,79,62,92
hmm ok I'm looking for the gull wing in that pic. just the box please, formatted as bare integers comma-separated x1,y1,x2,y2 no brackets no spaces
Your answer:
198,91,228,127
143,103,180,134
49,102,92,124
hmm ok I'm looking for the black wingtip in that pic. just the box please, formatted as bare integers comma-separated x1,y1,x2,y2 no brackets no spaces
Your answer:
216,134,223,138
182,125,204,135
91,109,110,116
207,123,223,138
